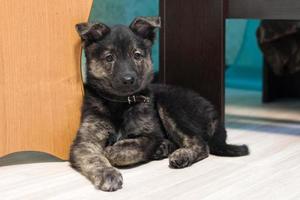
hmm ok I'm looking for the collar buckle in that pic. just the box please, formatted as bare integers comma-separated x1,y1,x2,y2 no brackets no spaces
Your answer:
128,95,136,104
143,96,150,103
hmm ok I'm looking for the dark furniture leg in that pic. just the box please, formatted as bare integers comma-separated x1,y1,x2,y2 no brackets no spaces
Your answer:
159,0,226,122
263,60,300,102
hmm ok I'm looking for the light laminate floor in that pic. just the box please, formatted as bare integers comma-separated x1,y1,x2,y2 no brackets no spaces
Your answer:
0,89,299,200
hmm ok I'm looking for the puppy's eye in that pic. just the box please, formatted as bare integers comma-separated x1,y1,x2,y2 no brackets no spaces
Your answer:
133,51,143,60
105,54,114,62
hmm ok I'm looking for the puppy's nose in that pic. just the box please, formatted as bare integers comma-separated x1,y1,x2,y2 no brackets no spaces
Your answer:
121,75,136,85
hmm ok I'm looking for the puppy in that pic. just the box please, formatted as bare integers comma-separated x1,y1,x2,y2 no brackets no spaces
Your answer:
70,16,249,192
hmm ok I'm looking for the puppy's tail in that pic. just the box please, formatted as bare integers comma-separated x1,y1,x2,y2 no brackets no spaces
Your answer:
209,124,249,157
209,143,249,157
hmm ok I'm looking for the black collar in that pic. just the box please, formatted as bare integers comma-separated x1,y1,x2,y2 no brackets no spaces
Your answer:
85,85,151,105
98,93,150,104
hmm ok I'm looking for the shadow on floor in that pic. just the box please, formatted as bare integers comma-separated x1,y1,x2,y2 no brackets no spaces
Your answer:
0,151,64,167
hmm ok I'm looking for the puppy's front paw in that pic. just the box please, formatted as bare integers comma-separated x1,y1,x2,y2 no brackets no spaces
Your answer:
169,148,193,169
93,167,123,192
152,139,177,160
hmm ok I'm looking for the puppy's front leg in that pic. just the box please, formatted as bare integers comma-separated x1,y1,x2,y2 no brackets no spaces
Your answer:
105,136,159,167
70,115,122,192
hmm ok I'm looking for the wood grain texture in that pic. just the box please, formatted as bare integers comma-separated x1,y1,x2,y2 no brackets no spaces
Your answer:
159,0,226,121
228,0,300,19
0,0,93,159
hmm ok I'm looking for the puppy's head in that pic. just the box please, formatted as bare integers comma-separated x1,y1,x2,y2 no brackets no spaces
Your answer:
76,17,160,96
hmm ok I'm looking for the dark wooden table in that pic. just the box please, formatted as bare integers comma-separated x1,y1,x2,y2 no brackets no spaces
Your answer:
159,0,300,123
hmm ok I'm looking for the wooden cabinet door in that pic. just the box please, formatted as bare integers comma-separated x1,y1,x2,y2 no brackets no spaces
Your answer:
0,0,93,160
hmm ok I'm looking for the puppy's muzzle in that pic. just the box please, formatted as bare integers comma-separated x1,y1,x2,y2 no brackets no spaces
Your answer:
121,74,136,86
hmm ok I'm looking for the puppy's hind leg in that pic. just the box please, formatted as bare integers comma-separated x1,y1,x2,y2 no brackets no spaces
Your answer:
158,106,209,168
169,136,209,169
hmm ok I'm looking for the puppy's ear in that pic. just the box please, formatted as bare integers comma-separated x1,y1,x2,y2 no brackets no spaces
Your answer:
75,22,110,42
130,16,161,43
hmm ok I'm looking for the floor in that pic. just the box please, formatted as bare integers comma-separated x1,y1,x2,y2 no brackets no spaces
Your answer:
0,89,300,200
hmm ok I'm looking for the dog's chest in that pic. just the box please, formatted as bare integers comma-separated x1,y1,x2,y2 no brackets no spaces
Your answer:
109,102,160,137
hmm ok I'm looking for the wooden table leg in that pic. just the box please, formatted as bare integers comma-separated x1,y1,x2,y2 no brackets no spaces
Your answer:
159,0,226,121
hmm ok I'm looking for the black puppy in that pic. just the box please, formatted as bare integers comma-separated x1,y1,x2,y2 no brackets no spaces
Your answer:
70,16,249,192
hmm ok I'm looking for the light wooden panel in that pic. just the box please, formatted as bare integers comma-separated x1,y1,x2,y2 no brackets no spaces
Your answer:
0,0,93,159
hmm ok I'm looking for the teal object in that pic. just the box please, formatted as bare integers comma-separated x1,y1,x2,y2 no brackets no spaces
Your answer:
81,0,159,81
226,19,263,91
226,20,247,66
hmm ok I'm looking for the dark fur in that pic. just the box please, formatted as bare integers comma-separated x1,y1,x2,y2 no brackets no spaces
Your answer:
70,17,249,192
